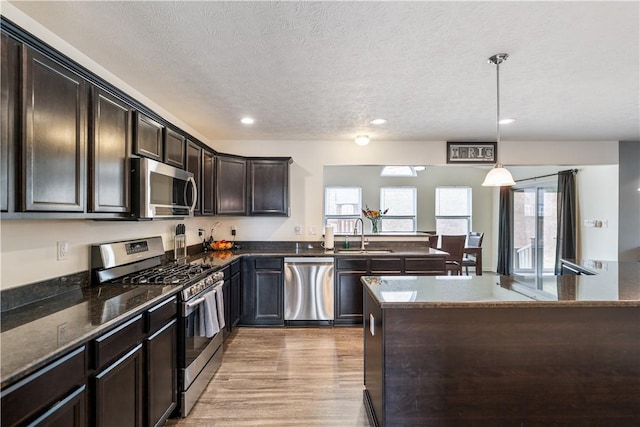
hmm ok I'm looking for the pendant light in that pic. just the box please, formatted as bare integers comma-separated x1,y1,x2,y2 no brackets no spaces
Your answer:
482,53,515,187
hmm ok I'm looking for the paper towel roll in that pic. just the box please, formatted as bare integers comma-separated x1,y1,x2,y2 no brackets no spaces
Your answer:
324,226,335,250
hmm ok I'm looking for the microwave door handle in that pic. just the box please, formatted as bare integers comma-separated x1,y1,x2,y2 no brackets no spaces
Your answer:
186,176,197,212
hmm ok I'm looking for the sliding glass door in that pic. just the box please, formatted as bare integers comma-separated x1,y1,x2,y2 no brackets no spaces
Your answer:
512,183,558,277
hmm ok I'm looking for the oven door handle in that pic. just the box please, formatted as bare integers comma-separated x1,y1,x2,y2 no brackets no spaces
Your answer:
185,296,206,309
184,282,224,309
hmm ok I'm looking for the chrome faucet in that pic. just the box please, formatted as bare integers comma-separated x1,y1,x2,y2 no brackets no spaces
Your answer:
354,218,366,250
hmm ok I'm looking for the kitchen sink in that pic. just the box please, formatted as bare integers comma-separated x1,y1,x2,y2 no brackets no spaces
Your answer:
336,249,393,254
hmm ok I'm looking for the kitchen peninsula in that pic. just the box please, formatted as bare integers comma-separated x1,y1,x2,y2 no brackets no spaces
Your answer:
362,262,640,426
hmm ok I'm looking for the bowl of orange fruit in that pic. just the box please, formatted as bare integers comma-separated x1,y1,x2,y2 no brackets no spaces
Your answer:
210,240,233,251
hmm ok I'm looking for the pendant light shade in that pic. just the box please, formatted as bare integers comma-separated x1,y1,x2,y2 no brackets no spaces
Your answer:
482,163,516,186
482,53,515,187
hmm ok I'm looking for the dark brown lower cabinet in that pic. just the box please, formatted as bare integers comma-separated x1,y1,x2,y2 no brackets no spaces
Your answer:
335,270,366,324
29,385,86,427
240,257,284,326
94,344,144,427
146,319,177,427
0,346,87,426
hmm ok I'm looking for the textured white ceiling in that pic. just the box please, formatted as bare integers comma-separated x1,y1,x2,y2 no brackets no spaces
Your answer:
7,1,640,143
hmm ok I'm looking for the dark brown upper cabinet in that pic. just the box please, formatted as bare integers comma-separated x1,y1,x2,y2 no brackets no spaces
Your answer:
201,149,215,215
185,140,202,215
133,111,163,161
215,155,247,215
248,158,291,216
163,128,185,168
1,33,19,212
89,87,132,213
22,46,87,212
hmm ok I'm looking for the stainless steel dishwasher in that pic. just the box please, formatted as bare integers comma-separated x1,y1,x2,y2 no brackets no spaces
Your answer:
284,257,334,322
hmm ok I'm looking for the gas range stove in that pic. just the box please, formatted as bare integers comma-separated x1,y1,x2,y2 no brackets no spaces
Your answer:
91,236,221,291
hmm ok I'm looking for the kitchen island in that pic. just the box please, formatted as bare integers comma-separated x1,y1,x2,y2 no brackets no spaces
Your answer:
362,262,640,426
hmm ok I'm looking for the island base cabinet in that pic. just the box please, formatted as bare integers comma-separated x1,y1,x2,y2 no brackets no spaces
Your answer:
363,292,640,426
93,344,144,427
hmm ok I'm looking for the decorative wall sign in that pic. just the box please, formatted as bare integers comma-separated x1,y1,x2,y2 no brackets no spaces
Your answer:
446,142,497,164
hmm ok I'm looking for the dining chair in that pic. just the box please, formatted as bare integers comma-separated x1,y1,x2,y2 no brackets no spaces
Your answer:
440,235,466,276
463,232,484,275
428,234,439,249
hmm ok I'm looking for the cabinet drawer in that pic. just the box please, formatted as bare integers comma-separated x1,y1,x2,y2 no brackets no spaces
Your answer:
94,314,144,370
255,257,283,270
0,346,86,426
147,296,177,333
370,257,402,273
404,257,446,275
336,258,368,271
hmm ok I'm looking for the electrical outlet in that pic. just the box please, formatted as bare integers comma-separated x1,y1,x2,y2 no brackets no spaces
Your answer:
231,226,237,237
295,225,302,235
57,322,68,345
57,241,69,261
308,226,317,235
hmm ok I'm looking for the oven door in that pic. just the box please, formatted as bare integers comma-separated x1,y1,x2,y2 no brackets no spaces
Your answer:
181,283,224,391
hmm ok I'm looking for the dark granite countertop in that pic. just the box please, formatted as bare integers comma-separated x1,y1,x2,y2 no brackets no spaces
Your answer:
363,261,640,308
1,282,181,388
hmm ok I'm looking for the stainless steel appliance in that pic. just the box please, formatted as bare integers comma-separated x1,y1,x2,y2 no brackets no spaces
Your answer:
284,257,334,322
131,157,197,219
91,236,225,418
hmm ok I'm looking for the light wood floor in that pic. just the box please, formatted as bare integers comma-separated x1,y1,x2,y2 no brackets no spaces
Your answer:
166,327,370,426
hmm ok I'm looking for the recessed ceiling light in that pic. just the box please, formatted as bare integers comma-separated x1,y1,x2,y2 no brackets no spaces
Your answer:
241,117,255,125
499,118,516,125
370,118,386,125
355,135,370,146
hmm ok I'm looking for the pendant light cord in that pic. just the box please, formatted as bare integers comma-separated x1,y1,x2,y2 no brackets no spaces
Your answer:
496,60,501,161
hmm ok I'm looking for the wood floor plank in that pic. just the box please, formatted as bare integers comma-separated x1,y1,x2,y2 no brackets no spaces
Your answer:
166,327,369,426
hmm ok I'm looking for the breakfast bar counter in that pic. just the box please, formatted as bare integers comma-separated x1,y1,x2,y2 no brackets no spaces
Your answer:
362,262,640,426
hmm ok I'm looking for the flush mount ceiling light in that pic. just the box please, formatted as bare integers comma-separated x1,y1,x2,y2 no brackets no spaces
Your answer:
482,53,516,187
499,117,516,125
370,118,387,125
240,117,255,125
355,135,370,146
381,166,416,176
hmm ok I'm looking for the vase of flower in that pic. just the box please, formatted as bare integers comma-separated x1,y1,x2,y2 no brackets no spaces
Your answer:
362,205,388,234
370,218,380,233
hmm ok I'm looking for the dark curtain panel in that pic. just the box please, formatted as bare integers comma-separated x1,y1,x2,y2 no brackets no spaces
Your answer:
554,170,578,274
497,186,512,275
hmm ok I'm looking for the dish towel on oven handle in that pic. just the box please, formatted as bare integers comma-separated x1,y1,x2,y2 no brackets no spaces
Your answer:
215,287,226,329
198,289,220,338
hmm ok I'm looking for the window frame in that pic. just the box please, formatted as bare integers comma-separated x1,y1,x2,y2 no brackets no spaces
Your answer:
435,186,472,237
379,186,417,232
324,186,362,234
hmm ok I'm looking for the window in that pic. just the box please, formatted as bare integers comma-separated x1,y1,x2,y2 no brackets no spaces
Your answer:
435,187,472,237
380,187,417,232
325,186,361,234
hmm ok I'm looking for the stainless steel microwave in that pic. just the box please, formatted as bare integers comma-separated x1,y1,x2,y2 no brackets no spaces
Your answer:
131,157,197,219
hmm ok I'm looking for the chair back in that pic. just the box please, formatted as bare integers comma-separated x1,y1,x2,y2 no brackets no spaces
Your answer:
428,235,439,249
440,235,466,263
467,232,484,248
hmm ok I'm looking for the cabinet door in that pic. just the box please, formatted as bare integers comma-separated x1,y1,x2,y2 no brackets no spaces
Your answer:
1,33,19,212
215,155,247,215
22,46,86,212
94,344,143,427
335,271,365,324
230,271,241,329
248,159,290,216
146,320,177,427
89,87,131,213
28,385,86,427
133,112,163,161
254,269,284,324
185,140,201,214
164,128,185,168
201,149,215,215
